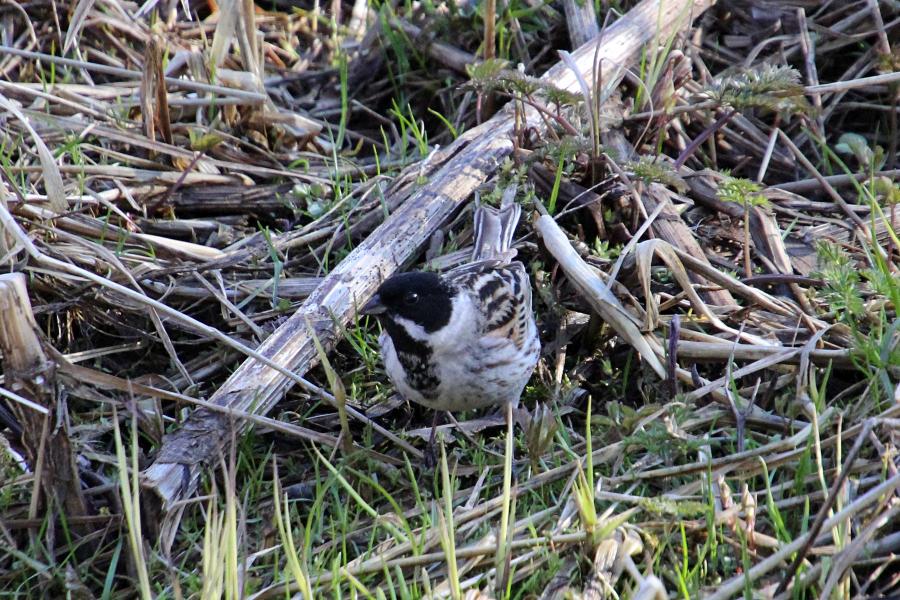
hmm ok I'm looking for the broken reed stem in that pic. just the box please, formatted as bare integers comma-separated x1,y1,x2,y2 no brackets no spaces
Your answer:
481,0,497,119
0,45,268,104
0,273,88,529
677,341,853,366
535,213,667,377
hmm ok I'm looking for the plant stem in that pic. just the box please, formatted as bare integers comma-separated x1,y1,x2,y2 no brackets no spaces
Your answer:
743,208,752,278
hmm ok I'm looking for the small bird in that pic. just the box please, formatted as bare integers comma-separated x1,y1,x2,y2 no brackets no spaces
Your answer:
362,195,540,446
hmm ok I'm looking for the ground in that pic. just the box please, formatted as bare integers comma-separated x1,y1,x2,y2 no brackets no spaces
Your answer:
0,0,899,598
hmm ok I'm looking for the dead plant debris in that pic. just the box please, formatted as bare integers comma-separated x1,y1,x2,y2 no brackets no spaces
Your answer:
1,0,899,598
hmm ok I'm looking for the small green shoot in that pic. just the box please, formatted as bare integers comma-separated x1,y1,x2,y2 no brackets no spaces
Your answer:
437,441,461,600
495,402,516,595
273,461,315,598
716,175,768,278
308,318,353,455
111,407,152,600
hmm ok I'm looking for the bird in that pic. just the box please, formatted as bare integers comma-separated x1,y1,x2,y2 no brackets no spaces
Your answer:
361,194,540,452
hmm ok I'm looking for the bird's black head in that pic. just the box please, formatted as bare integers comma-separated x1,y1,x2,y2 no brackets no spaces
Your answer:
363,271,454,333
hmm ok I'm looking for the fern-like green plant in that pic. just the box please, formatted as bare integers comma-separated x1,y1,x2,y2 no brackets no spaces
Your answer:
705,65,810,114
814,238,900,411
627,156,688,193
465,60,582,142
716,175,768,278
813,241,865,323
676,66,812,169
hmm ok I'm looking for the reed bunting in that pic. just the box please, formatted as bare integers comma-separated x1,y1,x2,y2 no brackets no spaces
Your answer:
362,196,540,432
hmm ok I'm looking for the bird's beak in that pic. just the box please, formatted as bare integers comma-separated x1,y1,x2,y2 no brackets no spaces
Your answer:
361,293,386,315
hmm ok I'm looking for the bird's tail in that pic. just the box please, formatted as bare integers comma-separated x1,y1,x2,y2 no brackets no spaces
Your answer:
472,185,520,263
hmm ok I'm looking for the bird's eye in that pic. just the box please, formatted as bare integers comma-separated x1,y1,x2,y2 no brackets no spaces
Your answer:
404,292,419,305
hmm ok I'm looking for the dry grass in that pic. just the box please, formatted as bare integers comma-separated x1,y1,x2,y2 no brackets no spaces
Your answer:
1,0,899,598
